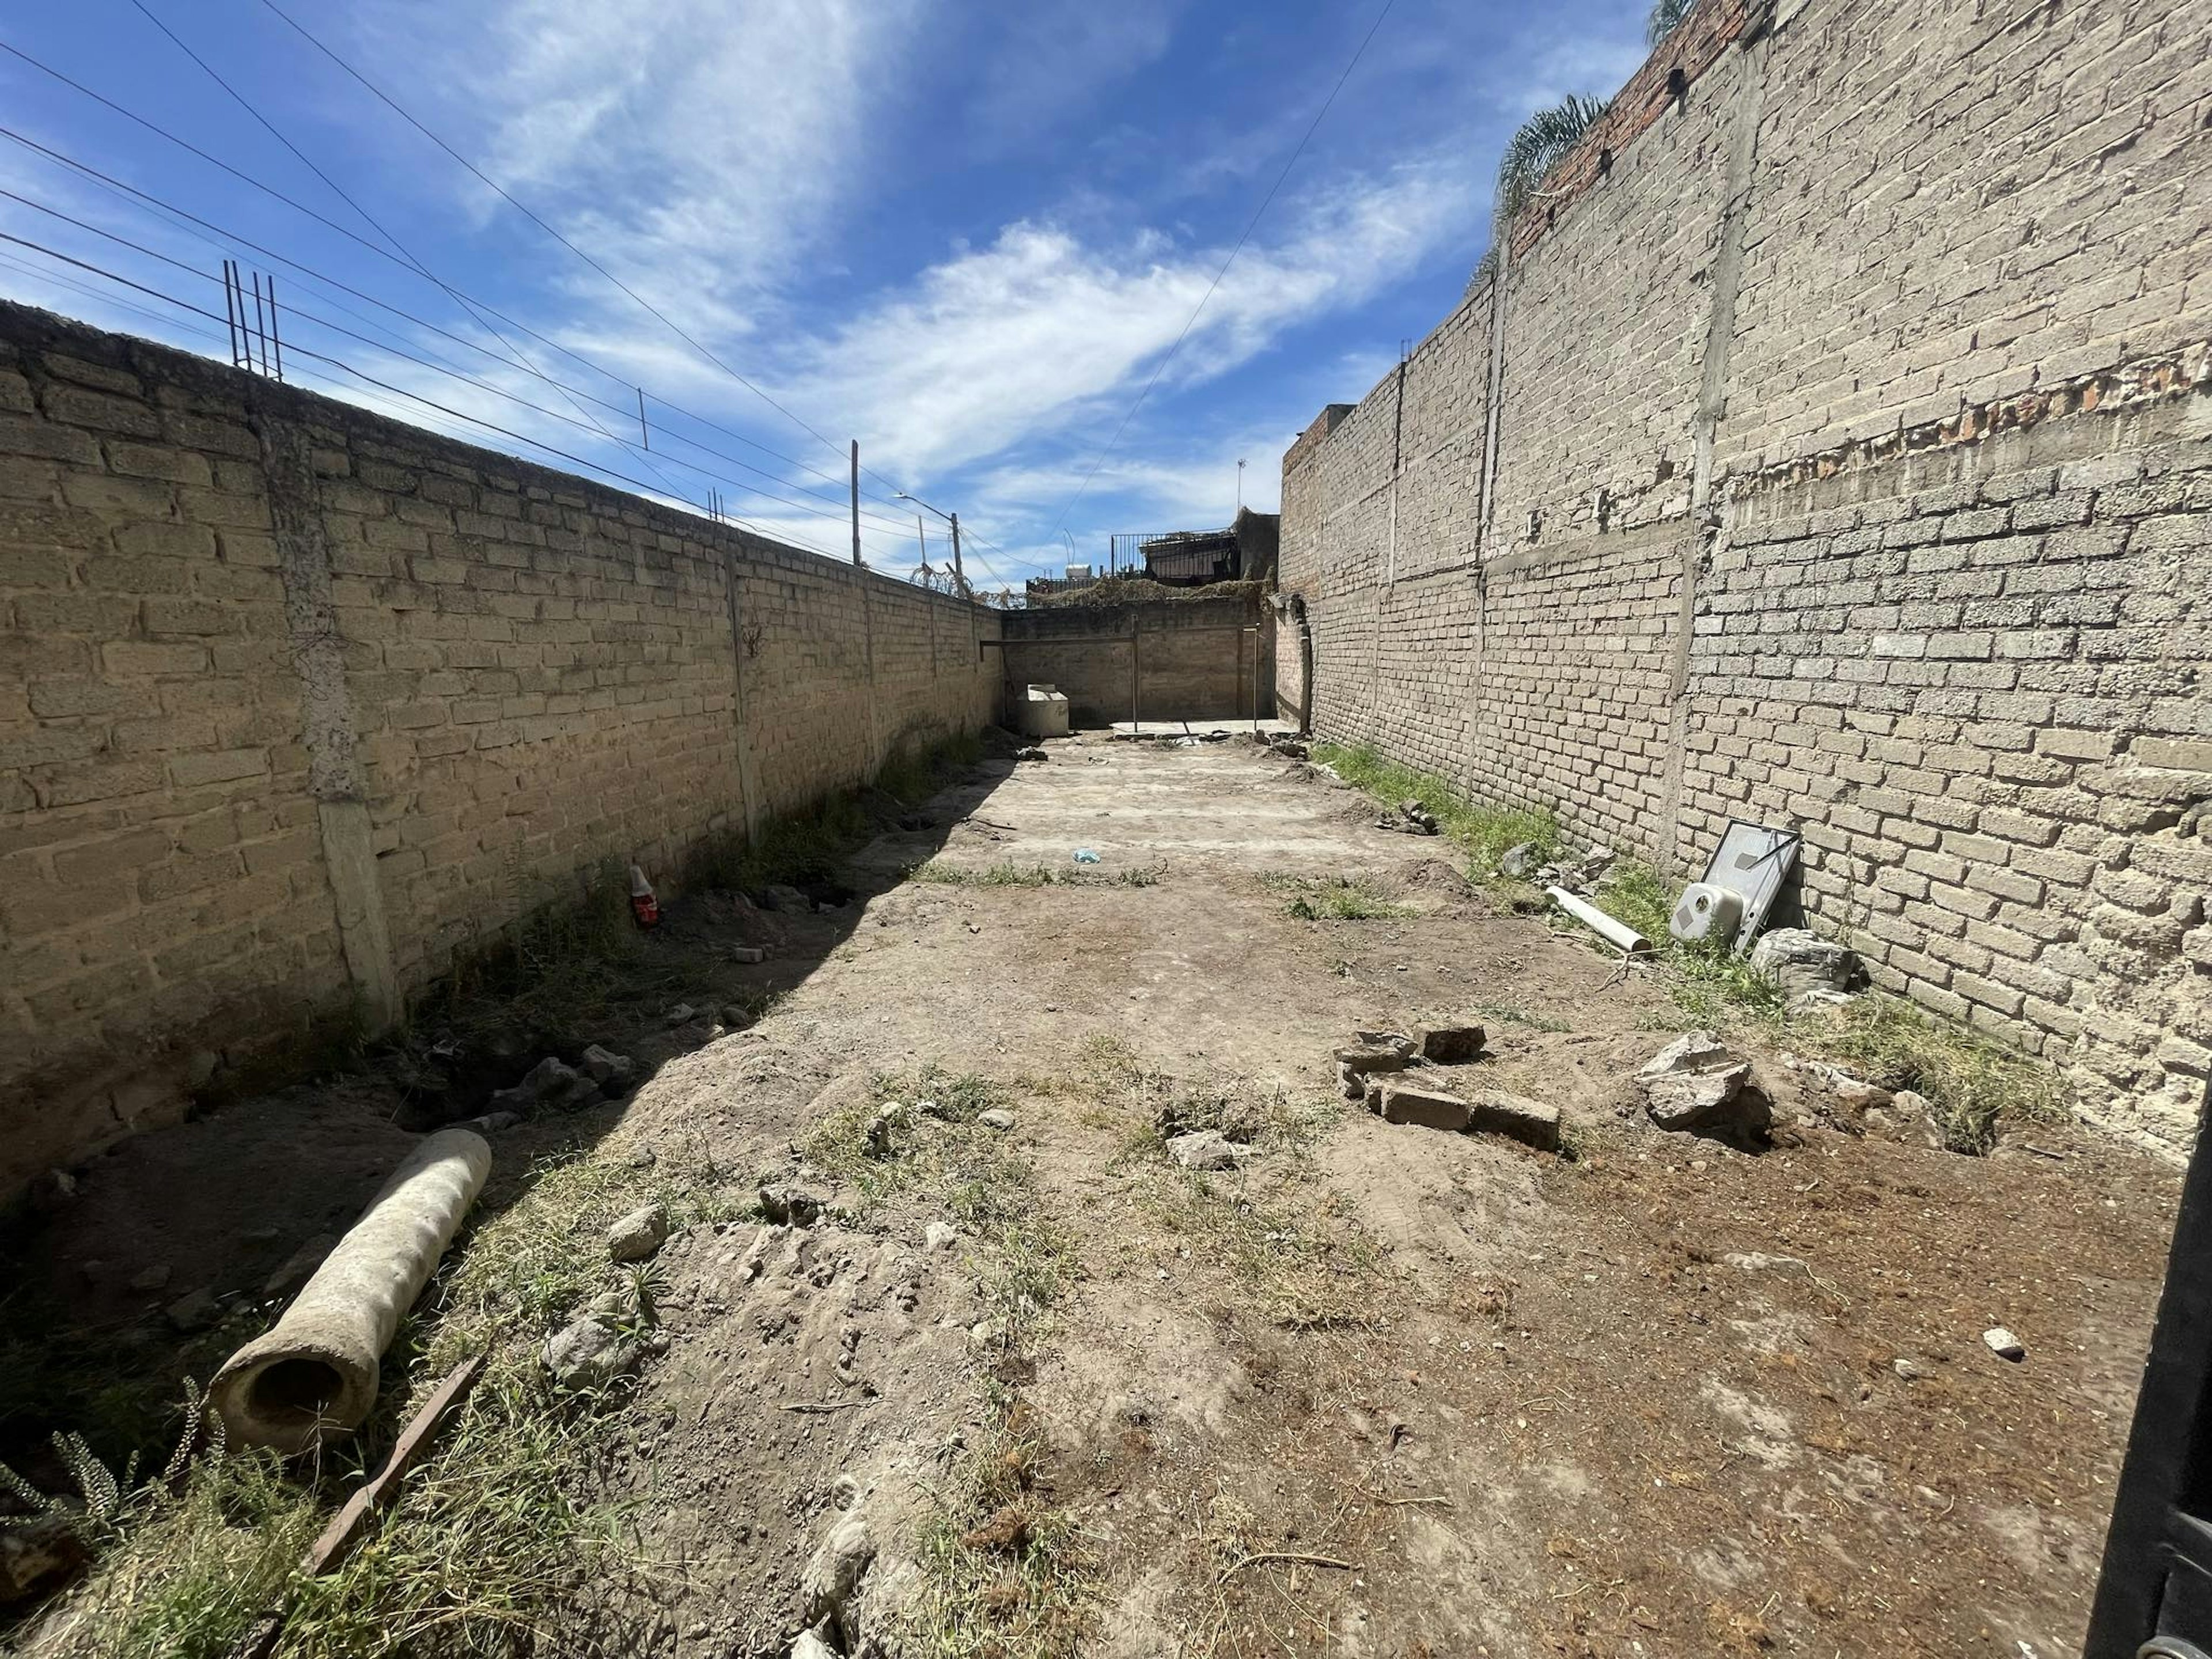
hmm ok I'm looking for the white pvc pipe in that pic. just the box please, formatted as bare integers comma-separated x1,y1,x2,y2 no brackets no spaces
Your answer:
211,1128,491,1453
1547,885,1652,955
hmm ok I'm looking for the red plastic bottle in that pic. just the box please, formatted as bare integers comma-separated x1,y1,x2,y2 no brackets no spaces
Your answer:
629,864,660,929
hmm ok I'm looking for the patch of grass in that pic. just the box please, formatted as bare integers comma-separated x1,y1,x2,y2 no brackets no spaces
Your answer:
1267,873,1412,921
911,1412,1093,1658
1474,1003,1573,1035
33,1449,320,1659
1312,741,1561,877
1589,855,2063,1152
26,1140,722,1658
1813,995,2069,1154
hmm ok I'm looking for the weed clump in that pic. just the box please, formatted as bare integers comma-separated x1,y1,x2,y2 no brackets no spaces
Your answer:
1267,873,1412,921
1312,741,1560,876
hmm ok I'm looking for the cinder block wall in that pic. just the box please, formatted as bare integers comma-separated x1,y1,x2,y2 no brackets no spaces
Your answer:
0,302,1000,1191
1278,0,2212,1144
999,592,1273,726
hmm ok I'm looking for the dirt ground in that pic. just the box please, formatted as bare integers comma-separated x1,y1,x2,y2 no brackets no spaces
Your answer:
3,732,2184,1657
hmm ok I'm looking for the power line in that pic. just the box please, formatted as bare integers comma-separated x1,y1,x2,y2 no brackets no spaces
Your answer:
0,184,901,539
1047,0,1395,537
124,1,714,513
253,0,900,496
0,111,925,522
0,31,1014,560
0,130,922,534
0,230,870,562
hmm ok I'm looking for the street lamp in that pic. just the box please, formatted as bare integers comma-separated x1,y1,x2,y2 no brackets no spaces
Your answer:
895,493,964,593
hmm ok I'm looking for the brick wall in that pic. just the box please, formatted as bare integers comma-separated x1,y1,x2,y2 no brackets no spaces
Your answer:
999,592,1273,726
0,301,1000,1192
1279,0,2212,1144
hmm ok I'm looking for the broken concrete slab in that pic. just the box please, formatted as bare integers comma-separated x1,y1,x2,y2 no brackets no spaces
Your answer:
1416,1024,1487,1065
1637,1032,1757,1134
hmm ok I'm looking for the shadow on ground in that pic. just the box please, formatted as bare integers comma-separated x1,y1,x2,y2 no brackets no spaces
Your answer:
0,747,1025,1513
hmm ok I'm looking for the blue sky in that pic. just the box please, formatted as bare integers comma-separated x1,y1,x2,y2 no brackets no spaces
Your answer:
0,0,1650,588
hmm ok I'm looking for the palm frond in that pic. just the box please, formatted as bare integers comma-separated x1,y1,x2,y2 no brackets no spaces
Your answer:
1494,93,1610,229
1647,0,1695,44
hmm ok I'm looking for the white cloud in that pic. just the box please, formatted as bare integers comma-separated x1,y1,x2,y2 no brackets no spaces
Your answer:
783,154,1477,482
368,0,922,317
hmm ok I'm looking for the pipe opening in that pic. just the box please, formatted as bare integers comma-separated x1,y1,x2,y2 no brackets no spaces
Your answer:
244,1357,347,1427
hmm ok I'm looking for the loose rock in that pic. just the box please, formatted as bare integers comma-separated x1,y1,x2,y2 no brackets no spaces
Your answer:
800,1513,877,1630
730,945,768,964
759,1184,824,1226
1637,1032,1760,1135
1983,1326,2026,1362
925,1221,959,1252
127,1264,172,1293
494,1056,600,1112
460,1111,521,1133
977,1108,1016,1132
865,1103,912,1160
581,1044,636,1088
608,1204,671,1264
166,1286,220,1333
791,1631,838,1659
545,1315,639,1390
1749,928,1858,998
1165,1130,1248,1171
1498,842,1538,879
0,1511,89,1604
760,884,810,912
740,1225,785,1279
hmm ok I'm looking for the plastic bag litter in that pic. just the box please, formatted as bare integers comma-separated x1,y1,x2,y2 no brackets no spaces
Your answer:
1073,849,1101,865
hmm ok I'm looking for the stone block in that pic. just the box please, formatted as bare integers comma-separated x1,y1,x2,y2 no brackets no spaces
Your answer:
1366,1081,1472,1132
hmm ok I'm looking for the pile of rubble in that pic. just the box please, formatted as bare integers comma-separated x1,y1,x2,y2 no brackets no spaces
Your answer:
1500,839,1615,891
1332,1024,1560,1152
1374,798,1440,836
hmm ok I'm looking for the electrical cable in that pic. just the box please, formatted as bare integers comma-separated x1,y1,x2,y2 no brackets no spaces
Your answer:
0,184,898,538
1046,0,1394,536
0,32,1014,563
0,120,926,524
255,0,916,502
125,0,717,513
0,230,868,560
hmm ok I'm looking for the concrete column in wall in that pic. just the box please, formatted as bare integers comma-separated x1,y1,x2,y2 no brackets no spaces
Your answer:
1660,21,1772,875
722,552,763,840
860,573,885,774
251,404,400,1033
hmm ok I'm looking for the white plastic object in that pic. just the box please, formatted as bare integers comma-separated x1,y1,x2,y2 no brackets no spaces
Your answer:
1546,886,1651,954
1669,881,1745,945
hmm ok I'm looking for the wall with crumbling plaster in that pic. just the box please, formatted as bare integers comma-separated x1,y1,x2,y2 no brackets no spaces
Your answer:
0,301,1000,1192
1278,0,2212,1143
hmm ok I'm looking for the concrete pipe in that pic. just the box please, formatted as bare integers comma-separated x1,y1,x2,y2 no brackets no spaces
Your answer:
211,1128,491,1453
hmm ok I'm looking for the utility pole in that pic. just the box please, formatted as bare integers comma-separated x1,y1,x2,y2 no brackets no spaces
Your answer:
1237,457,1247,513
915,513,927,575
850,440,862,566
949,512,964,594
